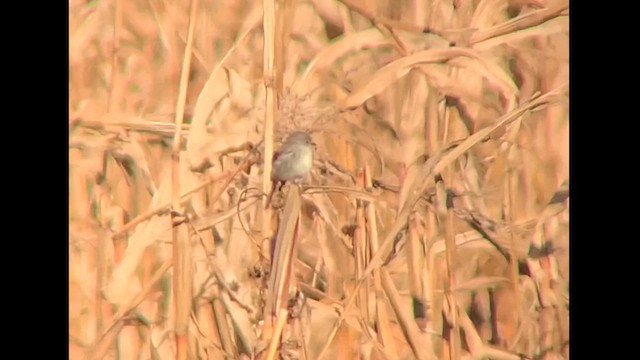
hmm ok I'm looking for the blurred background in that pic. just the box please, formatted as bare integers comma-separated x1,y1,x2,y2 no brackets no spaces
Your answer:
69,0,569,359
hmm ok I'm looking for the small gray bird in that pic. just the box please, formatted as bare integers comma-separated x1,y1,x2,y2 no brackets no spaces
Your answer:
265,131,314,207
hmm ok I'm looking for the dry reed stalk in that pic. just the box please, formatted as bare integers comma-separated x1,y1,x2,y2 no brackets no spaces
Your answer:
96,225,108,339
106,207,140,359
339,0,421,34
265,308,289,360
336,325,356,360
423,85,443,351
213,298,238,357
190,209,228,359
193,298,227,359
503,120,525,346
443,298,521,360
524,181,568,357
364,165,398,359
216,281,258,355
94,174,129,354
85,321,125,360
297,28,388,94
117,326,140,360
265,186,302,329
332,140,360,360
380,269,432,360
106,0,123,112
338,47,517,111
215,198,250,357
316,276,361,360
276,0,293,94
407,212,427,331
261,0,278,344
86,258,172,360
354,169,370,324
339,0,409,55
470,2,568,46
73,119,191,138
313,212,343,297
188,310,237,359
170,1,199,358
436,173,461,360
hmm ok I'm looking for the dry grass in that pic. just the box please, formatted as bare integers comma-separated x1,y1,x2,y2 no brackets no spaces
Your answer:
69,0,569,359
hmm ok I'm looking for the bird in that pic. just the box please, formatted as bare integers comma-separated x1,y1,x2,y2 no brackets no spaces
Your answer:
265,131,314,208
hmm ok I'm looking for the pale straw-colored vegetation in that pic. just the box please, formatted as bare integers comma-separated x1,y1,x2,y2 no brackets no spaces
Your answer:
69,0,569,359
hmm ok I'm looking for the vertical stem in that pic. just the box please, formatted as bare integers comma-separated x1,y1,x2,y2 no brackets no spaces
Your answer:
506,147,521,312
107,0,123,112
444,203,459,360
437,173,459,360
365,166,398,357
171,0,199,359
354,169,369,323
261,0,278,345
96,226,107,336
265,309,290,360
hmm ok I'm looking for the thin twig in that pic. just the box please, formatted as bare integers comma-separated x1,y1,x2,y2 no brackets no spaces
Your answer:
110,154,258,240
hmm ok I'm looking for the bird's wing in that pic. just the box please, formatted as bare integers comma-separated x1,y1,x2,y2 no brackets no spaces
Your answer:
272,147,296,163
271,146,297,180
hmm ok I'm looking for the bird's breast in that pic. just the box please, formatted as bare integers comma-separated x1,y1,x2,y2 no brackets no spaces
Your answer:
298,147,313,171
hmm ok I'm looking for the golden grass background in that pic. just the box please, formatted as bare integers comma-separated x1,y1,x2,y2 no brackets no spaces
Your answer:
69,0,569,359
